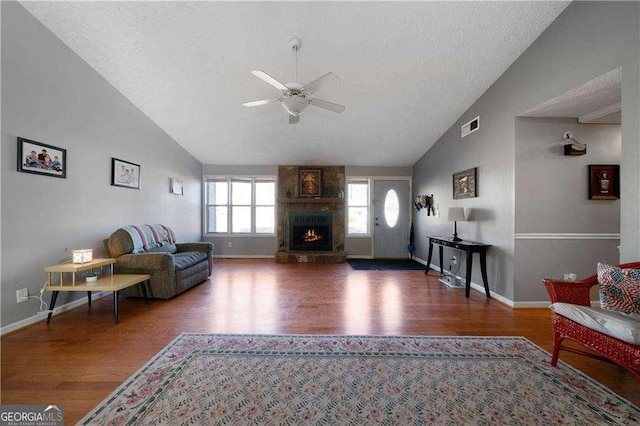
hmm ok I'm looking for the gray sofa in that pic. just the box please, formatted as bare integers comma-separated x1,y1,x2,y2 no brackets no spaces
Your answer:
104,225,214,299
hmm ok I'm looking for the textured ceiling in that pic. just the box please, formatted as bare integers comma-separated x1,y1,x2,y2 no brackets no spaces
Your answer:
21,1,570,166
521,67,621,122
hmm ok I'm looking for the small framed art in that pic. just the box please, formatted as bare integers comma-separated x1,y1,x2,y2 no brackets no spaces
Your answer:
111,158,141,189
170,178,183,195
299,169,322,197
17,137,67,178
453,167,477,199
588,164,619,200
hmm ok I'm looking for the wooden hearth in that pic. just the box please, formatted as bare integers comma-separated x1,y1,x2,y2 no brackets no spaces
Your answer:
275,166,346,263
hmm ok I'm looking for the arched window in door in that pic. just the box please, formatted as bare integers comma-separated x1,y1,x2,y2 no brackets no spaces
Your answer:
384,189,399,228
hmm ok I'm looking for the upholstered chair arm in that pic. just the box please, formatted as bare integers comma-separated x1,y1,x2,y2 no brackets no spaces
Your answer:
542,275,597,306
176,242,214,254
115,252,175,271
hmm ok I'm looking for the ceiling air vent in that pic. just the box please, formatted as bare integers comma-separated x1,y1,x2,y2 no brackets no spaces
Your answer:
461,116,479,138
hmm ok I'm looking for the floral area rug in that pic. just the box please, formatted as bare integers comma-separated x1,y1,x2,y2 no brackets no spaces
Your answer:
81,334,640,425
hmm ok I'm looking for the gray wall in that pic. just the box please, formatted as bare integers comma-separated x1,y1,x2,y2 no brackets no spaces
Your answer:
412,1,639,302
514,117,621,302
1,2,203,328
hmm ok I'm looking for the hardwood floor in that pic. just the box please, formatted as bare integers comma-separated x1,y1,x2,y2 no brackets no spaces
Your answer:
2,259,638,423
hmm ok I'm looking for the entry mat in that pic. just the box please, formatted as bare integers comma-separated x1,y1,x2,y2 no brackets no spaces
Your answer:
347,259,426,270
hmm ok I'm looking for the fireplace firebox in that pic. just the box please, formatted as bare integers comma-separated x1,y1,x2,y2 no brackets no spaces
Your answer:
289,212,333,251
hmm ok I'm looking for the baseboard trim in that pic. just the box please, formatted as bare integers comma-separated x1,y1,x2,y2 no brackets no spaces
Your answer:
420,259,515,307
1,292,109,336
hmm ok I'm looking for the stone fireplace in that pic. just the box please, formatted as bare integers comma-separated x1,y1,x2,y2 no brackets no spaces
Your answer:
275,165,346,263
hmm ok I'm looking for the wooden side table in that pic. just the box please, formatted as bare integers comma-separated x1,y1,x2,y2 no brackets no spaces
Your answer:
45,259,150,324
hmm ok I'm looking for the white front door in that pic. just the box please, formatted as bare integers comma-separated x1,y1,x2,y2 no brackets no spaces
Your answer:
373,179,411,258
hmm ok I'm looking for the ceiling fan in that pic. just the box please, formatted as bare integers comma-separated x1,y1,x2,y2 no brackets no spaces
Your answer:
243,38,345,124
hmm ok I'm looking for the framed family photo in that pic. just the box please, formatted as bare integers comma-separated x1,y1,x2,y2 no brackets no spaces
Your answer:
588,164,619,200
17,137,67,178
111,158,141,189
453,167,477,199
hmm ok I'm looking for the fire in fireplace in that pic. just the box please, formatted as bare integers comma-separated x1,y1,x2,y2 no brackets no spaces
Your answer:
290,212,333,251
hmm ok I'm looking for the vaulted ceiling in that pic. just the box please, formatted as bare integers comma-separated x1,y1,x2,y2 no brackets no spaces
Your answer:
21,1,570,166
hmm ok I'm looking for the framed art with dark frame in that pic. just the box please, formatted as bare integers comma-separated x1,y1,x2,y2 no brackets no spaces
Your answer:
111,158,141,189
17,137,67,179
588,164,619,200
453,167,477,199
299,169,322,197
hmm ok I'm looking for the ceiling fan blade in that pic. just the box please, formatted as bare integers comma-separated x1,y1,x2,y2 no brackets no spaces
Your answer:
251,70,288,91
309,98,345,113
289,114,300,124
304,72,339,94
242,98,279,107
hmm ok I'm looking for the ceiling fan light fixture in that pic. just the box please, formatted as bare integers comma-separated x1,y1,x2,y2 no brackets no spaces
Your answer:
281,95,308,117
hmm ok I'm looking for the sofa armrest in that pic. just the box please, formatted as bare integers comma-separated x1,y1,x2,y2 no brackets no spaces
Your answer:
176,242,214,275
116,252,175,271
176,242,214,254
543,274,597,306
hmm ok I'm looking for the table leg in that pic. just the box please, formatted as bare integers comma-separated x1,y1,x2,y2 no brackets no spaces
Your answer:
425,241,434,274
480,251,491,298
438,245,444,275
465,250,473,298
140,280,150,307
113,291,119,324
46,291,59,324
87,291,92,307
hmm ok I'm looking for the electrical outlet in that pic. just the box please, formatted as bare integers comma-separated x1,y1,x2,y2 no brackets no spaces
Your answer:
227,241,232,248
451,256,457,265
16,288,29,303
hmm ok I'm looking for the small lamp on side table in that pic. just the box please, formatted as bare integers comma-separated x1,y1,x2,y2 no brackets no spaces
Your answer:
447,207,465,242
72,249,93,264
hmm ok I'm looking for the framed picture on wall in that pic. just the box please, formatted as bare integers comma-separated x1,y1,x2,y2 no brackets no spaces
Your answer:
111,158,141,189
17,137,67,179
170,178,183,195
453,167,477,199
588,164,619,200
299,169,322,197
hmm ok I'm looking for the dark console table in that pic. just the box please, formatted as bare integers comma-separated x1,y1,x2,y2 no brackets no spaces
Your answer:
425,236,492,298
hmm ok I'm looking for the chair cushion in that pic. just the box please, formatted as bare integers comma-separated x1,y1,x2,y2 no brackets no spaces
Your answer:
173,251,208,271
551,302,640,345
597,262,640,314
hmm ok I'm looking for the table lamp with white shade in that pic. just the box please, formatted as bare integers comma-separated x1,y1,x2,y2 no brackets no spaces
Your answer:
447,207,466,242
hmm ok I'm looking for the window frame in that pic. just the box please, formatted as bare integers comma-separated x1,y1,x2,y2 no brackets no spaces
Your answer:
204,175,276,236
346,177,371,237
